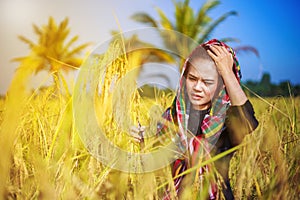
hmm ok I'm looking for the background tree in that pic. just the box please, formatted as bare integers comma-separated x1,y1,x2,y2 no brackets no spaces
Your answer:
244,72,300,97
131,0,259,72
132,0,236,44
13,17,90,92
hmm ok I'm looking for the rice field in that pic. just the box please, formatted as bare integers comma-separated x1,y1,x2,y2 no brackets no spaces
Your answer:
0,44,299,199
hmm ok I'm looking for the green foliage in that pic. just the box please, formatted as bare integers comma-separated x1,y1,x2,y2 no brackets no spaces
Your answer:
130,0,259,72
132,0,236,44
244,73,300,97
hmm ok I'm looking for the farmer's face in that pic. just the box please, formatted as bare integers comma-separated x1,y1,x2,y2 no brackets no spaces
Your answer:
185,58,219,110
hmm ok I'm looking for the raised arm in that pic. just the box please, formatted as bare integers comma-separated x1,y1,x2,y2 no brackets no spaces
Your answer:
207,44,258,145
207,45,248,106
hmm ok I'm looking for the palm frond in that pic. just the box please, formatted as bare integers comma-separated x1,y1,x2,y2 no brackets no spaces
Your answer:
32,24,42,36
59,17,69,31
174,0,185,33
63,35,79,52
156,8,174,30
190,0,220,38
14,16,89,85
65,43,90,58
48,17,57,32
131,13,158,27
197,11,237,44
196,0,220,25
219,37,240,43
182,6,195,36
234,46,260,58
18,35,35,48
11,56,27,62
57,28,70,45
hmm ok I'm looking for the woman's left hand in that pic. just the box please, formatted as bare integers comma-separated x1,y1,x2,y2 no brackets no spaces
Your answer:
206,44,234,78
206,44,248,106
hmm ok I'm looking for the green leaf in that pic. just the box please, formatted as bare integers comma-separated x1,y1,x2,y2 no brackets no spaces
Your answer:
198,10,238,43
156,8,174,29
131,13,158,27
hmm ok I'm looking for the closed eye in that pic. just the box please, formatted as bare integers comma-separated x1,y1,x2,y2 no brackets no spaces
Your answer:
188,75,198,81
203,79,215,85
204,81,214,85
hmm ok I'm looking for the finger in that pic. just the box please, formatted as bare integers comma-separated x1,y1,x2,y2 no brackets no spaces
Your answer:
220,45,233,59
220,45,232,56
208,44,222,55
217,45,229,57
133,138,142,143
139,126,146,132
129,126,144,138
130,126,140,134
130,131,142,140
218,45,226,52
206,48,218,60
130,137,142,143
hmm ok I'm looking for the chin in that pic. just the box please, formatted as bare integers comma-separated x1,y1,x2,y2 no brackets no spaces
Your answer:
191,102,207,109
194,100,211,109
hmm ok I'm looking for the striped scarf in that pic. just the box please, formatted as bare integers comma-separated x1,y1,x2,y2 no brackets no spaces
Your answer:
162,39,241,199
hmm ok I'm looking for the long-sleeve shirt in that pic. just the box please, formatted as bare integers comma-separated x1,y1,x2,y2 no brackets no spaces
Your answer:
187,100,258,150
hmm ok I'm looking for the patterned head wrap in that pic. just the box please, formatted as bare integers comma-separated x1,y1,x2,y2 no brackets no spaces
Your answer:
174,38,242,150
161,39,242,199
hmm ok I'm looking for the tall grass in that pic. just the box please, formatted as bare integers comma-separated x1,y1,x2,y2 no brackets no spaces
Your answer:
0,42,299,199
230,96,300,199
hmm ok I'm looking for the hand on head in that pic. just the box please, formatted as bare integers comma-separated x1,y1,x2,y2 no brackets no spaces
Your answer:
206,44,248,105
206,45,234,78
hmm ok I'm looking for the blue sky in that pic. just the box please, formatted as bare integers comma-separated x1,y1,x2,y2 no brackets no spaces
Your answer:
204,0,300,84
0,0,299,94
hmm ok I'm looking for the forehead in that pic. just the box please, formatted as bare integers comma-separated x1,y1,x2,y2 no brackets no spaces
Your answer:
187,58,218,78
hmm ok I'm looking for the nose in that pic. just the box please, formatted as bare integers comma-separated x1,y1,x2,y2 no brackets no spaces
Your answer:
193,80,204,91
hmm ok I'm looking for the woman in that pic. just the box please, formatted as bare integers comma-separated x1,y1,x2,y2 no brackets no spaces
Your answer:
132,39,258,199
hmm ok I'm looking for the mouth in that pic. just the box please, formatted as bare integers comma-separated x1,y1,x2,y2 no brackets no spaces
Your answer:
191,94,203,100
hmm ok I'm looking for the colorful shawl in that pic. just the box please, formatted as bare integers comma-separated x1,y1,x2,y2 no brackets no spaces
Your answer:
162,39,242,199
